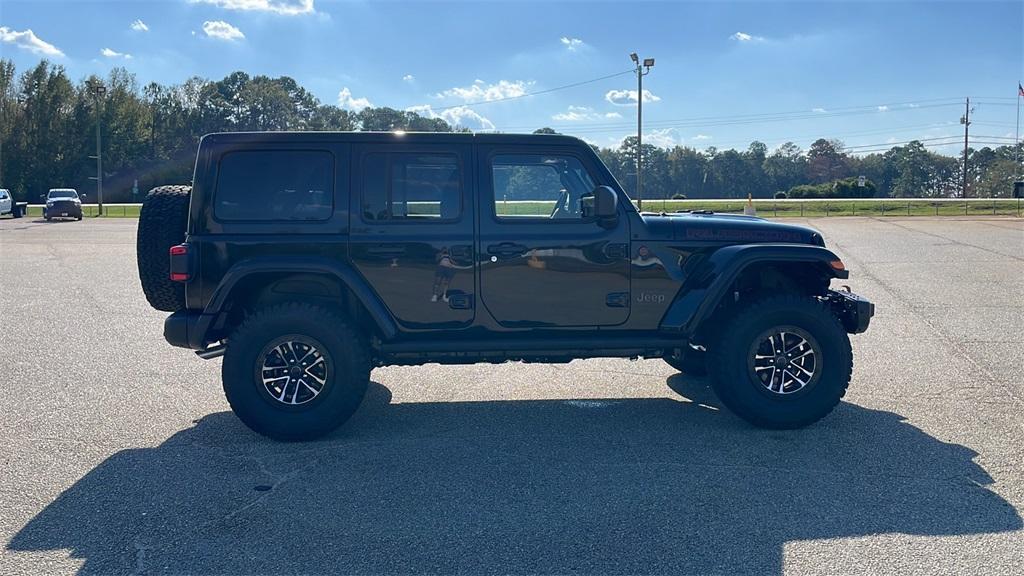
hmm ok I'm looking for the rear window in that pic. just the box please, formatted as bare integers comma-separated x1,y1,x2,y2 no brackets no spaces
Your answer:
215,150,333,221
361,153,461,221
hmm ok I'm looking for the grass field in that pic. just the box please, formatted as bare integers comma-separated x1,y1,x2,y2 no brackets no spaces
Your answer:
497,199,1024,218
13,199,1021,219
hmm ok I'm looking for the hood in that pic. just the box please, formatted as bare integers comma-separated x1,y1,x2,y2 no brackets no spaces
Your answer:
639,212,824,246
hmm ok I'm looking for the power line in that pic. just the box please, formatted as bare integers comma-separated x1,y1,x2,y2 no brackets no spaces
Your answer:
495,100,965,134
428,69,635,113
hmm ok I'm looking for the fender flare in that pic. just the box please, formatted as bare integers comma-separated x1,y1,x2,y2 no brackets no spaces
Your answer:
659,244,847,336
198,256,398,343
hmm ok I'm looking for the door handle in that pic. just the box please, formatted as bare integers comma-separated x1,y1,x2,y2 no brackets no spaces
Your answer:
487,243,528,257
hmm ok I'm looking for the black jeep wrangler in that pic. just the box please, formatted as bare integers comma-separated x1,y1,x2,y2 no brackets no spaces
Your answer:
137,132,873,441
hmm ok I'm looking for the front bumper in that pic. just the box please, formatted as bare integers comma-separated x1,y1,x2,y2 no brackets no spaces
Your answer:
826,289,874,334
44,202,82,218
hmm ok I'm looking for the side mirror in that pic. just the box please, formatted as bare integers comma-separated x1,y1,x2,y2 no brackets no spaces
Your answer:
581,185,618,223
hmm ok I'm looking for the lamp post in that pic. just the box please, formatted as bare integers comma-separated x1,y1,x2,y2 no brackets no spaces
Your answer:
89,81,106,216
630,53,654,211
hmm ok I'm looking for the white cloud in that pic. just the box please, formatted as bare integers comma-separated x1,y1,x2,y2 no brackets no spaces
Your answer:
337,87,372,110
693,134,712,140
402,74,415,82
560,36,584,51
202,20,245,41
908,103,920,108
551,106,623,122
100,47,132,59
605,89,660,106
730,31,765,42
407,104,496,131
877,105,889,112
189,0,315,15
623,128,682,148
812,107,827,113
436,79,532,102
130,19,149,32
0,26,64,57
552,105,595,121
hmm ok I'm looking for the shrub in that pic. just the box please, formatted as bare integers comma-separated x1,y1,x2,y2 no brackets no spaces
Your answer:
671,193,687,200
788,178,877,199
774,191,787,199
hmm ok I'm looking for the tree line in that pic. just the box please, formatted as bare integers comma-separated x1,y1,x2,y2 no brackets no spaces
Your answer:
1,59,1020,203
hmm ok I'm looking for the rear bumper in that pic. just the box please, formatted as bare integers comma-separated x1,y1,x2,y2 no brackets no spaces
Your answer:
827,289,874,334
164,310,216,350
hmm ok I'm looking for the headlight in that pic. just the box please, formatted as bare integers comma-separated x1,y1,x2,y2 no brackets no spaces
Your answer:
46,201,54,206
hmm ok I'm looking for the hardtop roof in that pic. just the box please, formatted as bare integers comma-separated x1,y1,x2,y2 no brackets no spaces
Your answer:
200,131,590,147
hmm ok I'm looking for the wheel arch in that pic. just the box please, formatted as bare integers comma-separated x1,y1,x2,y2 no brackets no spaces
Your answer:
660,244,847,341
203,257,397,343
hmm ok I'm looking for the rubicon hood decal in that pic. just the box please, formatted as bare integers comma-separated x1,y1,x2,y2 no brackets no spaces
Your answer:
683,227,804,243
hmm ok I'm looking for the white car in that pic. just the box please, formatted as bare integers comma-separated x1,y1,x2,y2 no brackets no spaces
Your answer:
0,189,11,216
43,188,84,221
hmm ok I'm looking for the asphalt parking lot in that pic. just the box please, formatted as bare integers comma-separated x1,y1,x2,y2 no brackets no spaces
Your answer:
1,215,1022,575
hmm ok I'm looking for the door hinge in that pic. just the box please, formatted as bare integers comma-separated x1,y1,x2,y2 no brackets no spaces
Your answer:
603,243,628,259
606,292,630,308
448,292,474,310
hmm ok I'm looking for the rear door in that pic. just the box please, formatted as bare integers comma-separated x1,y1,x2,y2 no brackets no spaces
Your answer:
349,143,476,330
476,146,630,328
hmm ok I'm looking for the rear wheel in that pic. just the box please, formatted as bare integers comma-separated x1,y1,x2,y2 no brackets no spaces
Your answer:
708,295,851,429
222,302,371,441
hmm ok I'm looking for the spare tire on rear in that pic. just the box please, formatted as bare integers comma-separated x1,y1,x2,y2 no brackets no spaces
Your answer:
137,185,191,312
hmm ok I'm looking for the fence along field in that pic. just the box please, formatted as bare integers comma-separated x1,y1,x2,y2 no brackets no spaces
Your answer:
19,197,1022,219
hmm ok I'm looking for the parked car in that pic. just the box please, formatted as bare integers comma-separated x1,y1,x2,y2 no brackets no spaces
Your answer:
42,188,84,221
137,131,874,441
0,188,28,218
0,188,11,216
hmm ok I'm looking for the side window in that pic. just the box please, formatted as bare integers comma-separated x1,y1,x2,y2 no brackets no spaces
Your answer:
362,153,461,221
215,150,333,221
492,154,596,220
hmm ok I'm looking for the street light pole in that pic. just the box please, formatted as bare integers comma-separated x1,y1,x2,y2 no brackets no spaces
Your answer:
630,53,654,211
90,82,106,216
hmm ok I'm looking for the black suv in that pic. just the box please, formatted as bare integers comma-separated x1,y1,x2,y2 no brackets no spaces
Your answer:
137,132,873,441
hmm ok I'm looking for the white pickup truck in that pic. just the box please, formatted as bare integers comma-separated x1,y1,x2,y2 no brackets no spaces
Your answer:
0,188,26,218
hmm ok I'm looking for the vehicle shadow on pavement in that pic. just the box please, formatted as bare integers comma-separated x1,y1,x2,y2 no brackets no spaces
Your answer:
8,376,1022,574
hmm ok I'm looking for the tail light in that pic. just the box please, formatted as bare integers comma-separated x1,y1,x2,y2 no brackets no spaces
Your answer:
169,243,191,282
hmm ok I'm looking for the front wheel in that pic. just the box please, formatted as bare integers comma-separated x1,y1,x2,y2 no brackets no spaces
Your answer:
708,295,852,429
222,302,371,441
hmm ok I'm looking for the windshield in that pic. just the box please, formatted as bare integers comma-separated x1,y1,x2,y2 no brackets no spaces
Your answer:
48,190,78,199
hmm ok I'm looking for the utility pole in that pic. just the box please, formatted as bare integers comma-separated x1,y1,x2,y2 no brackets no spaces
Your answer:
89,81,106,216
960,97,972,199
629,53,654,211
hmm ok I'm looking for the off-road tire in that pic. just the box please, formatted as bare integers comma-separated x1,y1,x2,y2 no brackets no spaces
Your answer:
708,295,852,429
664,348,708,376
222,303,371,441
137,185,191,312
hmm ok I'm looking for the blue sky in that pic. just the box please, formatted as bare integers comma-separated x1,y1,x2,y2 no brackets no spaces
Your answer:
1,0,1022,155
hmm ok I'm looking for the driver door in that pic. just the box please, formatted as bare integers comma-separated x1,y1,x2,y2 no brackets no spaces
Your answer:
476,146,630,328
